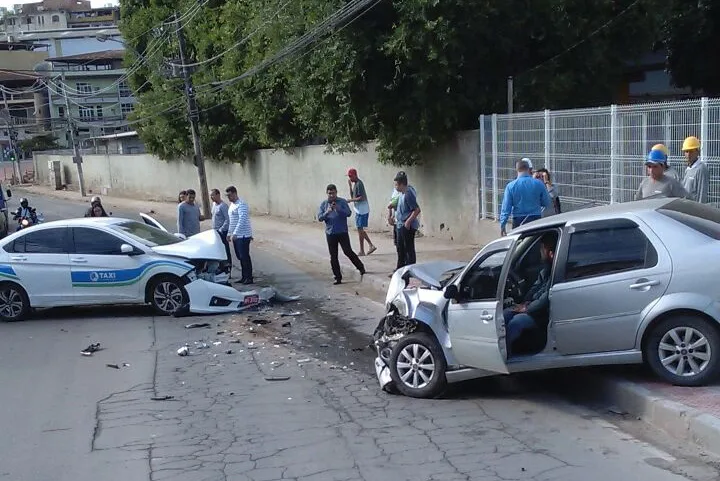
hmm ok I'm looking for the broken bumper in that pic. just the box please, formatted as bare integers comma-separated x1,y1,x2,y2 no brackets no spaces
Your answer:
174,279,300,316
372,310,419,393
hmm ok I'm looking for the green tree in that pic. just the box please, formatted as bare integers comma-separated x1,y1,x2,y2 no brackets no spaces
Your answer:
19,134,59,152
120,0,661,166
663,0,720,95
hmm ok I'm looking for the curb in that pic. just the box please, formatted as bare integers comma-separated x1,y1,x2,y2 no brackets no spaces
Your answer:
593,375,720,455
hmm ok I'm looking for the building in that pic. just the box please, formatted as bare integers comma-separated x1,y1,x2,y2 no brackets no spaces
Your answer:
0,40,50,152
81,130,145,155
45,49,135,146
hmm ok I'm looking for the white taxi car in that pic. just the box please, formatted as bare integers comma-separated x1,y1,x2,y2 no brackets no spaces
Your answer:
0,217,230,321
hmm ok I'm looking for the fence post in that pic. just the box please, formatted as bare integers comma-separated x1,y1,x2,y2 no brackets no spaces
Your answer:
544,109,551,172
492,114,499,220
610,104,618,204
479,115,487,219
701,97,709,163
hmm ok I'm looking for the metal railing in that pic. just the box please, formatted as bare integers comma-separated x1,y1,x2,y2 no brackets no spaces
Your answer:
479,98,720,219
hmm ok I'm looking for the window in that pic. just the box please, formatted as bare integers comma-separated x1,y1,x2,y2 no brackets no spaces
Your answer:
118,81,131,98
75,82,92,94
564,225,657,281
95,105,103,118
52,15,60,22
459,250,508,301
79,106,94,119
121,103,134,115
658,199,720,240
6,228,69,254
58,106,65,118
109,221,180,247
72,228,126,255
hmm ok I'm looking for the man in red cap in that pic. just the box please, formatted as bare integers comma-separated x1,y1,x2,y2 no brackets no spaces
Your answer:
347,168,377,256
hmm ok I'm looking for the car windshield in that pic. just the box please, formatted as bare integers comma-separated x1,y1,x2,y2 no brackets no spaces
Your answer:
109,221,182,247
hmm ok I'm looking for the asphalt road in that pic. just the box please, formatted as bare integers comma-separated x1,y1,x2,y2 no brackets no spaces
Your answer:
1,192,720,481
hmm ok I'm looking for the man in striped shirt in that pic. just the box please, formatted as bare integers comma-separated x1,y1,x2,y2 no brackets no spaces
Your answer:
225,185,254,285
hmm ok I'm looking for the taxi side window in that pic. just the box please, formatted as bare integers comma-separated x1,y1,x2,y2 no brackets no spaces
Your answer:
72,227,126,255
6,228,68,254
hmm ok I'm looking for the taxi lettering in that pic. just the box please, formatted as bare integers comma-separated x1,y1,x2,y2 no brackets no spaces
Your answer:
89,271,117,282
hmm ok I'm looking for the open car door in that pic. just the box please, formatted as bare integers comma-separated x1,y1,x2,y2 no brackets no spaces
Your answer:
445,237,516,373
139,213,167,232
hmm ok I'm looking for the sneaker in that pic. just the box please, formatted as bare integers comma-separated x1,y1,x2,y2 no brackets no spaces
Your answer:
367,246,377,255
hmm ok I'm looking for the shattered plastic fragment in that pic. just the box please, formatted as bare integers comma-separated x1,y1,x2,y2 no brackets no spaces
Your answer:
177,346,190,356
185,322,211,329
297,358,311,363
281,321,292,328
151,396,174,401
213,341,222,346
251,319,271,325
106,364,120,369
265,376,291,381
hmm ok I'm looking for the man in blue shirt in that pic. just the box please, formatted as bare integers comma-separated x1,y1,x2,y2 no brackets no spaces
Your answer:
394,172,421,270
318,184,365,285
500,159,552,236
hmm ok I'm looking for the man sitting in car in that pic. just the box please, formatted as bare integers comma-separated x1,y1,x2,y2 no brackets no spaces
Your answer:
503,233,557,354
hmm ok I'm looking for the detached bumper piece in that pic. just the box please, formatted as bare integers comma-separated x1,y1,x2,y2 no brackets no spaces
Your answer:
173,279,300,317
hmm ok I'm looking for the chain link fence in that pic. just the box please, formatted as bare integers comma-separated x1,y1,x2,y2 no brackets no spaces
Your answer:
479,98,720,220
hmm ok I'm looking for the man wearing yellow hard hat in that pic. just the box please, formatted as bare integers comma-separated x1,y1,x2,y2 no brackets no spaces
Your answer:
681,136,709,203
650,144,681,181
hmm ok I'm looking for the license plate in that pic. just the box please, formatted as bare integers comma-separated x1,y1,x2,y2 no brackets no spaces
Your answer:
242,295,259,306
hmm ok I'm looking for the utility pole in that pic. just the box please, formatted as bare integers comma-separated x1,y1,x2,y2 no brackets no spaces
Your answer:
61,72,86,197
1,89,22,184
175,13,211,219
507,76,514,114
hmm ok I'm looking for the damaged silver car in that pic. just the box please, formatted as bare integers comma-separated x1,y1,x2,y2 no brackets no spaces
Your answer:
374,198,720,398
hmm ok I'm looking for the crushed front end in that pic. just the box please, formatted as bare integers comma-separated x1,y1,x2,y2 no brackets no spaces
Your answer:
372,308,418,393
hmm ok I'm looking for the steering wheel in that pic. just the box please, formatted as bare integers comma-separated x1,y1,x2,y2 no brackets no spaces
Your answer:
504,270,523,301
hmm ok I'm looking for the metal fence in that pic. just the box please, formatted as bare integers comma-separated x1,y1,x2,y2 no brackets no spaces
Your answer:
479,97,720,219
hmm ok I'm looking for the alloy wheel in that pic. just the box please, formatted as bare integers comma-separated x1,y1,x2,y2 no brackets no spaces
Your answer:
153,281,184,314
658,326,712,377
396,343,436,389
0,287,24,320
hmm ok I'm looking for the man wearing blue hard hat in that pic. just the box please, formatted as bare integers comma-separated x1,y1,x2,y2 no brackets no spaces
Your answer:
635,149,687,201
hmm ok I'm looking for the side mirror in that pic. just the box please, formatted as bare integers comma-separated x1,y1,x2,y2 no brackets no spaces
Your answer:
6,190,11,198
443,284,459,300
120,243,135,255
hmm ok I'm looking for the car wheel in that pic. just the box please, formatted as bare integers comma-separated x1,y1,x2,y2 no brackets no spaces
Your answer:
0,282,29,322
149,276,188,316
389,332,447,398
645,315,720,386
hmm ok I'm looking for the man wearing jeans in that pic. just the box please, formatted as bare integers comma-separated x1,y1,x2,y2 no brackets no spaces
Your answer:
211,189,231,273
226,185,253,285
317,184,365,285
503,234,556,355
394,172,421,270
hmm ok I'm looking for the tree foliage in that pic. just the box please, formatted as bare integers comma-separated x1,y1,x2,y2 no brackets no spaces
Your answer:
19,134,59,152
119,0,661,166
663,0,720,96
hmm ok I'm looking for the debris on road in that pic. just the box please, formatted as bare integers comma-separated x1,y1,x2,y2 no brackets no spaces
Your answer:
151,396,175,401
80,343,101,356
185,322,211,329
225,350,233,354
229,339,241,343
351,347,364,352
106,364,120,369
297,358,312,364
281,321,292,328
177,346,190,356
251,318,271,325
281,311,302,317
265,376,291,382
213,341,222,346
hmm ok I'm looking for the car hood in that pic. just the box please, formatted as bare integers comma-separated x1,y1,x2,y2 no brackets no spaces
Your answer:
385,260,466,306
151,230,226,260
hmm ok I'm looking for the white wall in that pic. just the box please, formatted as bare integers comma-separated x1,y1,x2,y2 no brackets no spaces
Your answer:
35,131,484,242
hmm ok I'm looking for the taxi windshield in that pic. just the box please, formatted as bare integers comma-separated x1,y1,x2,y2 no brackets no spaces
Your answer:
110,221,182,247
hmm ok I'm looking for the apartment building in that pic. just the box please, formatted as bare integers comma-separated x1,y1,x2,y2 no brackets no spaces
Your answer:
46,49,135,146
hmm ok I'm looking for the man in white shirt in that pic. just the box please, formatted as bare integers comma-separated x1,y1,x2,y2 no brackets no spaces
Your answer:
211,188,232,273
225,185,254,284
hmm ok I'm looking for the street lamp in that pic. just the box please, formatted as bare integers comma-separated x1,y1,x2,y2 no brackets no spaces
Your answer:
96,33,143,58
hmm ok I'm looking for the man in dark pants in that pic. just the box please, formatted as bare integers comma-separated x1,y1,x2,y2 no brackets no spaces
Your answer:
394,172,421,270
317,184,365,285
499,158,551,236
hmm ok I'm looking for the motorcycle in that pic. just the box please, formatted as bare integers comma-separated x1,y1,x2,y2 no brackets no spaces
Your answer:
13,208,43,231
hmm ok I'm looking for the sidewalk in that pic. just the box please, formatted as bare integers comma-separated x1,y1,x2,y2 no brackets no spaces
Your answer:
16,184,720,455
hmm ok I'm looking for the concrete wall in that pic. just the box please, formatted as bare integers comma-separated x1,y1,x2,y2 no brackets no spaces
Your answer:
34,130,483,242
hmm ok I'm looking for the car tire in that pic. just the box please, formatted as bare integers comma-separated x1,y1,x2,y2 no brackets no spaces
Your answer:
645,315,720,387
148,275,188,316
389,332,447,398
0,282,30,322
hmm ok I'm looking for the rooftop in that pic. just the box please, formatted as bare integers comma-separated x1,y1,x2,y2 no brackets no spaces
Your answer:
47,48,124,63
